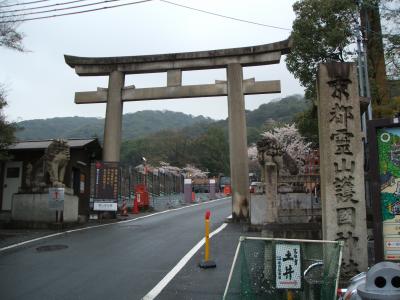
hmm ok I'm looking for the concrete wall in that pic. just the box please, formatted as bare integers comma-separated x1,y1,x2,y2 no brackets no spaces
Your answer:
251,192,321,225
278,193,321,223
12,193,78,223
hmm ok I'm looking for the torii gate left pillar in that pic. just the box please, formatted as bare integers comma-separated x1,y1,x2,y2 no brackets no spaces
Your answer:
65,38,291,221
103,70,124,162
227,63,250,219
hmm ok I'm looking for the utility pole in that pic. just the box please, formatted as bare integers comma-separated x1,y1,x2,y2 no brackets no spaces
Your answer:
356,0,373,217
356,0,372,138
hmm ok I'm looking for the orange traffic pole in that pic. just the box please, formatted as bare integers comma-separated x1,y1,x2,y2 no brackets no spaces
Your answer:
204,212,210,261
199,210,216,268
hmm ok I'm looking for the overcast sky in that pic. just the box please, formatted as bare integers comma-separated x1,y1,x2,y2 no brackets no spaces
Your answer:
0,0,304,122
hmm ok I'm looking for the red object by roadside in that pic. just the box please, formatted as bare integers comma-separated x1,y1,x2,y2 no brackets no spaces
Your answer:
134,184,149,208
223,185,231,196
205,210,211,220
132,196,139,214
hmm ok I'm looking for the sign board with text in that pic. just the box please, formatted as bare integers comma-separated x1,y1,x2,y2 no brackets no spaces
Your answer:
93,202,117,211
368,119,400,262
90,161,120,211
275,244,301,289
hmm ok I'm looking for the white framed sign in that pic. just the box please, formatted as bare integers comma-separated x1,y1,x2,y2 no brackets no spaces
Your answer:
94,202,117,211
276,244,301,289
48,188,65,210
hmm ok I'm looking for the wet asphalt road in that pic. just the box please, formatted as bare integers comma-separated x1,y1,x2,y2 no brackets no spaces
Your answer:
0,198,231,300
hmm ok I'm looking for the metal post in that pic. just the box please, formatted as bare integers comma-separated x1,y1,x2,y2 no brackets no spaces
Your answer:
199,210,216,268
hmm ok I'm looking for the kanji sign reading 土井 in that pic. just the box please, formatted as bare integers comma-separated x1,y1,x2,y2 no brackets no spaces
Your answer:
90,161,120,211
276,244,301,289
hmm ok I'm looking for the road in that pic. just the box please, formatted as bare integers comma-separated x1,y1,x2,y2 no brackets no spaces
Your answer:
0,197,232,300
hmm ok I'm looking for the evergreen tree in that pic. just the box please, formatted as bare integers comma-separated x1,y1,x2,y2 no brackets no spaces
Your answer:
0,88,17,160
286,0,400,128
0,1,24,160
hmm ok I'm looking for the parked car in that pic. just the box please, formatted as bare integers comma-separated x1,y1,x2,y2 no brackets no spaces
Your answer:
249,182,264,194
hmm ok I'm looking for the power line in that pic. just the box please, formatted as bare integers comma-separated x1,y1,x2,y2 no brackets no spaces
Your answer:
1,0,292,31
2,0,124,18
0,0,49,8
159,0,291,31
0,0,152,23
3,0,91,14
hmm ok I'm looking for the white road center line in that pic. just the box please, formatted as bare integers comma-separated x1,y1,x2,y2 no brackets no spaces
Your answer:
142,221,229,300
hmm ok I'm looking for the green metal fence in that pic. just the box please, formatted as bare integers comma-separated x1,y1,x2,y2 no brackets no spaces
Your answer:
223,237,343,300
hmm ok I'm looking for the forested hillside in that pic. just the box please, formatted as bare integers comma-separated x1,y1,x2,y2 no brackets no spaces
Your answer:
121,94,310,175
16,111,213,141
246,94,307,126
15,94,309,175
246,94,309,143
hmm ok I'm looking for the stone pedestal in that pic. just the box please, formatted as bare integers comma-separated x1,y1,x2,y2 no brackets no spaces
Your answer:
184,179,192,204
250,194,268,225
265,163,278,223
251,161,278,225
209,179,216,200
11,189,79,224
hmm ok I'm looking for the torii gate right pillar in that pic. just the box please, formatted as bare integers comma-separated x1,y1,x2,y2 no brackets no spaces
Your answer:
227,63,250,221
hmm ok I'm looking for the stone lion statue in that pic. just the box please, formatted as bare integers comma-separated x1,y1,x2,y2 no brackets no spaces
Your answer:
256,135,298,175
45,139,70,187
28,139,70,190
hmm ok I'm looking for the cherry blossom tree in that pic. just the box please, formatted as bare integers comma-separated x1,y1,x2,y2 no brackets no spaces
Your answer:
158,161,181,175
182,164,208,178
247,144,258,161
261,124,311,172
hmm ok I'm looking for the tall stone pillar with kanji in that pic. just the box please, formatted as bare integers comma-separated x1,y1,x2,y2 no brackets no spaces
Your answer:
317,62,368,281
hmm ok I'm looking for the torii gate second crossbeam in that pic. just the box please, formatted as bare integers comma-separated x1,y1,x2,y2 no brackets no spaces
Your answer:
65,38,291,221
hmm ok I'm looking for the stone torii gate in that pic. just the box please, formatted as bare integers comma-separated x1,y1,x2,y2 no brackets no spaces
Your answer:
64,38,291,221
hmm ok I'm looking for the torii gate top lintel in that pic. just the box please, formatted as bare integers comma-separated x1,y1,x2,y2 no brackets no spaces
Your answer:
64,38,291,76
